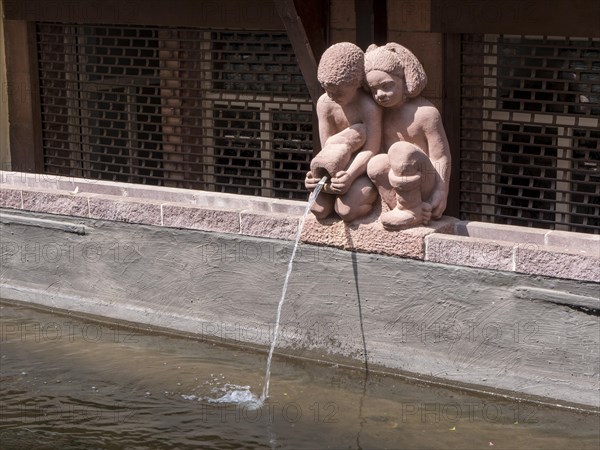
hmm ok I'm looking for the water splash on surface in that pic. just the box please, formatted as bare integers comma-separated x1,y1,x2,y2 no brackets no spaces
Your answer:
182,384,263,408
189,177,327,408
207,389,262,409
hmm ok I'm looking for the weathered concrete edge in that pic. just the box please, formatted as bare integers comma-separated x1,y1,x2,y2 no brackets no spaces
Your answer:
1,211,598,409
0,284,241,343
1,285,597,414
1,171,599,282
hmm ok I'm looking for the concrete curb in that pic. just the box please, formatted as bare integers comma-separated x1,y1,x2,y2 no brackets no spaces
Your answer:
1,171,599,282
1,212,598,408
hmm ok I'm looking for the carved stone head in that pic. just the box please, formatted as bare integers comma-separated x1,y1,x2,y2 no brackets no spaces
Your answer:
364,43,427,98
317,42,365,87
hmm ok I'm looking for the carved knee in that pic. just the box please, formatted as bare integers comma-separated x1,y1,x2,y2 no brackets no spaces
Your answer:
310,195,334,219
388,142,428,177
311,207,331,220
367,153,390,181
335,202,353,220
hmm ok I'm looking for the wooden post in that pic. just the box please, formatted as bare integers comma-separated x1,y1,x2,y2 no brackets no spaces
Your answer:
355,0,373,50
274,0,322,104
442,33,462,218
4,20,43,172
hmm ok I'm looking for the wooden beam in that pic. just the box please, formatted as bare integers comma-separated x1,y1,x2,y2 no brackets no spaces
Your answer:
355,0,374,51
442,33,461,218
4,20,43,172
293,0,328,60
355,0,387,50
373,0,387,45
431,0,600,37
2,0,284,30
274,0,323,104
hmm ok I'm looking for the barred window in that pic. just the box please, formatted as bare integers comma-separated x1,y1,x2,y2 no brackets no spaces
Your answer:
460,35,600,233
36,24,314,200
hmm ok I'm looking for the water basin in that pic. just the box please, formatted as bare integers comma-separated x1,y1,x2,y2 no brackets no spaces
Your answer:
0,301,598,449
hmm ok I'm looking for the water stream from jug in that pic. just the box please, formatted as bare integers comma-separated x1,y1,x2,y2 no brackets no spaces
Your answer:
259,176,328,402
205,176,329,408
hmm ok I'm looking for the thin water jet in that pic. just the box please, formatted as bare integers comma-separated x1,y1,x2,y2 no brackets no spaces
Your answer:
201,177,328,407
260,176,328,403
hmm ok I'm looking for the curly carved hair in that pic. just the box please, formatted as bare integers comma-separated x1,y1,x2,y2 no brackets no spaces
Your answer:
364,43,427,98
317,42,365,86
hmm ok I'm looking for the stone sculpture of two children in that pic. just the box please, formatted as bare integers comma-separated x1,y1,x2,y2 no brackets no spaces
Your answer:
305,42,451,229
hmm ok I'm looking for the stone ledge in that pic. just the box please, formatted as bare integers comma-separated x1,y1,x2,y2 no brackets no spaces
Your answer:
545,230,600,255
425,234,514,271
2,172,599,282
300,201,457,259
455,221,548,245
0,183,289,239
515,245,600,283
240,211,299,241
456,220,600,256
426,223,600,282
22,189,88,217
162,204,240,234
0,186,22,209
88,194,163,226
0,171,304,215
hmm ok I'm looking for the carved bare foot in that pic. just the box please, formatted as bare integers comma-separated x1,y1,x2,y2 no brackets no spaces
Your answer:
380,204,423,230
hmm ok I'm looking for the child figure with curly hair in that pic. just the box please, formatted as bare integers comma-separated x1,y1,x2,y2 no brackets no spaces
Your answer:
306,42,382,222
365,43,451,229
